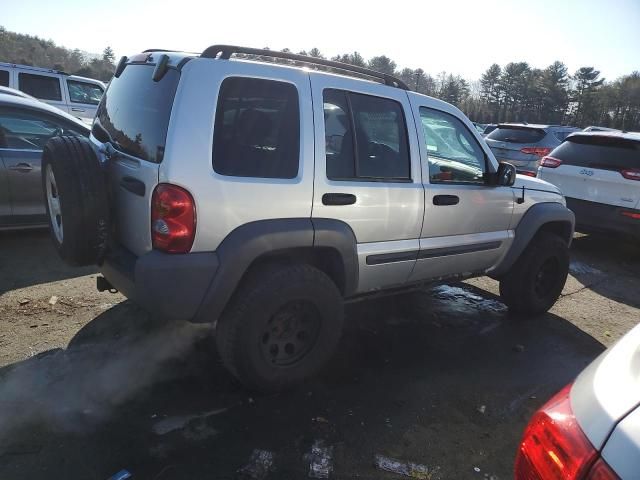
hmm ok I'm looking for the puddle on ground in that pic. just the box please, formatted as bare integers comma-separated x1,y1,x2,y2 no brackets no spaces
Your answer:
431,285,507,314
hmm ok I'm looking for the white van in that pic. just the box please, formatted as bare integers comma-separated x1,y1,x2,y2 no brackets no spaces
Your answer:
0,62,106,124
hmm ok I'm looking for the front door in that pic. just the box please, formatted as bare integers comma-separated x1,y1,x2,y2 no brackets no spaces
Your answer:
407,101,515,282
310,75,424,293
65,78,103,122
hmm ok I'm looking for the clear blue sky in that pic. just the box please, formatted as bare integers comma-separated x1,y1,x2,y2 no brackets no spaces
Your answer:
3,0,639,80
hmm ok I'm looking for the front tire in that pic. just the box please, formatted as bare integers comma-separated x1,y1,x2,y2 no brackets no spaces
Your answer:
215,264,344,392
499,232,570,315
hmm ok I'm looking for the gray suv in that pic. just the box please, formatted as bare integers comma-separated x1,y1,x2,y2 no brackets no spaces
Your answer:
41,46,575,391
485,123,580,176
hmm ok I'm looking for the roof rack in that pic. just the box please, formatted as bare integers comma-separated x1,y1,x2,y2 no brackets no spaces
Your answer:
200,45,409,90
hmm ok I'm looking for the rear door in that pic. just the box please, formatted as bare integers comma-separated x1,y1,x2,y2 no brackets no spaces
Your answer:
539,135,640,208
92,62,181,257
65,78,104,122
0,106,87,224
310,74,424,293
0,155,10,224
17,70,67,112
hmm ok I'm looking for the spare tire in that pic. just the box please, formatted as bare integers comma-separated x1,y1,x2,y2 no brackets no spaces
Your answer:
41,135,110,266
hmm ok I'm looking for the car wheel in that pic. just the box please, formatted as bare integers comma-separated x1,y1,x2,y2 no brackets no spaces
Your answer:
499,232,569,316
215,263,344,392
41,135,110,266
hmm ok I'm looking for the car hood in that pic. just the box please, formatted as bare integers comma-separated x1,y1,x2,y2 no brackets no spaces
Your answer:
571,323,640,450
513,174,562,196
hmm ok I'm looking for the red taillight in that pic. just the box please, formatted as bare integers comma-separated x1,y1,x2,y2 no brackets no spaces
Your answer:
521,147,552,157
584,458,619,479
620,211,640,220
541,156,563,168
515,383,598,480
520,171,537,177
151,184,196,253
620,169,640,181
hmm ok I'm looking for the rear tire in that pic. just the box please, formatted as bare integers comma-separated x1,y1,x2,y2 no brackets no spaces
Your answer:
41,135,109,266
215,264,344,392
499,232,569,316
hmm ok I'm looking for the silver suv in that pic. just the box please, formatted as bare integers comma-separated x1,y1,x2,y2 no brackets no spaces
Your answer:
485,123,580,176
41,46,575,391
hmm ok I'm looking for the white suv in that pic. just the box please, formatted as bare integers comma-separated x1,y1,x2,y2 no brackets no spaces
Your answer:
538,131,640,239
0,62,105,123
40,46,575,391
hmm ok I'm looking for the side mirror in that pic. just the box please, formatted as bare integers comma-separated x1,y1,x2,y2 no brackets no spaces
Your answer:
497,162,516,186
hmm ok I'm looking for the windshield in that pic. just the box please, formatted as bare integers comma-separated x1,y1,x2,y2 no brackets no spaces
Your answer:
92,64,179,163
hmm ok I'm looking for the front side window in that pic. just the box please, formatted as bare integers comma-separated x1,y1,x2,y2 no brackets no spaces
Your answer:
0,108,86,150
323,89,410,181
18,73,62,101
68,80,104,105
420,107,486,184
0,70,9,87
212,77,300,179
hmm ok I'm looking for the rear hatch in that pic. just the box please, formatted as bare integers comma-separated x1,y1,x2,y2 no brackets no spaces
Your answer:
485,125,549,168
538,134,640,208
91,59,180,257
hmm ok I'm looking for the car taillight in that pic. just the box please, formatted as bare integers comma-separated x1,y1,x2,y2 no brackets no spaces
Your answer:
620,169,640,181
151,184,196,253
515,383,598,480
620,211,640,220
540,156,562,168
519,171,537,177
521,147,552,157
583,458,619,479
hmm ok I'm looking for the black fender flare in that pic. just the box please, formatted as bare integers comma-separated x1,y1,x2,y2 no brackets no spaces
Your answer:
193,218,358,323
491,202,575,278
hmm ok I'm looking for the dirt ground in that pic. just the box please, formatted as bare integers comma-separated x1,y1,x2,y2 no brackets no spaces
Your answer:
0,229,638,480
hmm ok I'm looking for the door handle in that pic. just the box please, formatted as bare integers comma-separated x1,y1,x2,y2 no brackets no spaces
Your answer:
322,193,357,206
71,108,86,112
8,162,33,173
433,194,459,206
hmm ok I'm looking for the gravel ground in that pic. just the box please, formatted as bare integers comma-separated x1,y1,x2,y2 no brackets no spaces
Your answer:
0,230,637,480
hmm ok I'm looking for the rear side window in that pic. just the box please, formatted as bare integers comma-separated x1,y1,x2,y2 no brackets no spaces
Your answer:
212,77,300,179
323,89,410,181
93,64,179,163
487,127,545,144
0,70,8,87
0,108,86,150
18,73,62,101
551,136,640,170
68,80,103,105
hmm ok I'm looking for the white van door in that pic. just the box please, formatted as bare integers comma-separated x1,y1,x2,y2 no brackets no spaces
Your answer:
65,78,104,122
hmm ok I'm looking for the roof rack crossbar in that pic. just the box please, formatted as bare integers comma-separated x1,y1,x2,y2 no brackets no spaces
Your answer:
200,45,409,90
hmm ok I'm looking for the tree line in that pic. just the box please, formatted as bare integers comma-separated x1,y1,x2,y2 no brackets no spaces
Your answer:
1,26,638,131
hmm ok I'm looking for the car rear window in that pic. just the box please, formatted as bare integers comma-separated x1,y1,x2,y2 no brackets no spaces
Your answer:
92,64,179,163
486,127,546,144
551,135,640,170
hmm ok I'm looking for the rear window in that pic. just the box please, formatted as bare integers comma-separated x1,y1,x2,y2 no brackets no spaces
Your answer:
93,64,179,163
19,73,62,101
212,77,300,179
0,70,8,87
487,127,546,144
551,136,640,170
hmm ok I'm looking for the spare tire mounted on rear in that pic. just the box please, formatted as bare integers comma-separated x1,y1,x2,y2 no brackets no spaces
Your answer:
41,135,110,266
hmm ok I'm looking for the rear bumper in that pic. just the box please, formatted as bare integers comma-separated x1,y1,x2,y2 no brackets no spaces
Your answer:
100,245,219,320
566,197,640,238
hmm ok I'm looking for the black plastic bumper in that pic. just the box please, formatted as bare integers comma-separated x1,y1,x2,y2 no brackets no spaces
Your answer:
567,197,640,239
100,246,219,320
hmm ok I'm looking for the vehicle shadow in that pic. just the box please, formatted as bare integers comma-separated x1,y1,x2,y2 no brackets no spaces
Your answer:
569,233,640,309
0,230,96,295
0,283,605,480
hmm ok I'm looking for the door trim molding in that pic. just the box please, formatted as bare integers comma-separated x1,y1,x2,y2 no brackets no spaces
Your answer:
365,240,504,265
